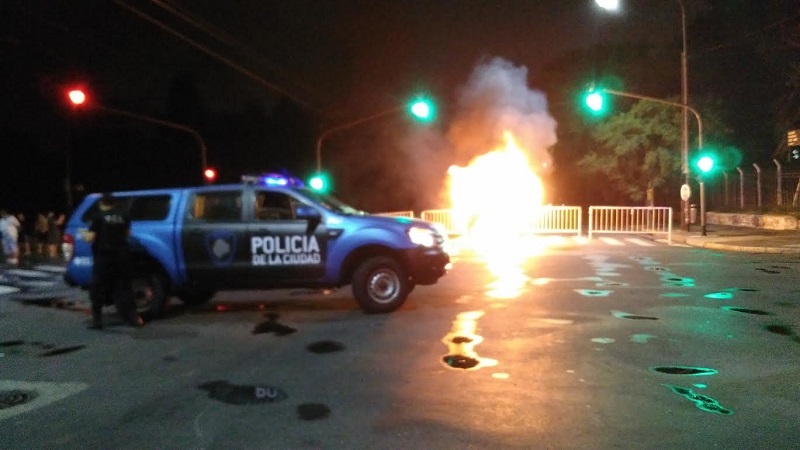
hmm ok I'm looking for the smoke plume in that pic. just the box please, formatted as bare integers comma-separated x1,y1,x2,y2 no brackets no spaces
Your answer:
447,57,557,171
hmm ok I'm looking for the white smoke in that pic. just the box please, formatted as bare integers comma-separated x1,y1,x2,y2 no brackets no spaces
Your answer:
447,57,557,171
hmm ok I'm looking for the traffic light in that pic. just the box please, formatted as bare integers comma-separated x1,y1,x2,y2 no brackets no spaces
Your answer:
583,88,608,116
67,89,86,106
308,173,329,192
204,167,217,183
696,155,714,173
408,97,436,122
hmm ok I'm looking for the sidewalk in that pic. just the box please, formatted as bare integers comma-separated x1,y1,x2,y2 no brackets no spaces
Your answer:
669,224,800,254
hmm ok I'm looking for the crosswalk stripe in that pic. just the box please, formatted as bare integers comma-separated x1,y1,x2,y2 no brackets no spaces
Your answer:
32,265,67,274
5,269,51,278
625,238,655,247
0,285,21,295
598,237,625,246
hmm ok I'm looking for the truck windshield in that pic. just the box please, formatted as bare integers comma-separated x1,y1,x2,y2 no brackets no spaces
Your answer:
297,188,365,215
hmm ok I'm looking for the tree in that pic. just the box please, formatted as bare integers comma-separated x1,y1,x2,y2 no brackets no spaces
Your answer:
578,100,681,203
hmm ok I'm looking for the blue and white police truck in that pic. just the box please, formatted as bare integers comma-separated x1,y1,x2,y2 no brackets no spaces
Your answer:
62,174,450,317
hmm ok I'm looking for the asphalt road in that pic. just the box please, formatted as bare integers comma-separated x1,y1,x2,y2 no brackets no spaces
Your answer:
1,235,799,449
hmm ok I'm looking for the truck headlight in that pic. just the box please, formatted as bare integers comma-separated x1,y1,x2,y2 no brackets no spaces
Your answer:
408,226,436,247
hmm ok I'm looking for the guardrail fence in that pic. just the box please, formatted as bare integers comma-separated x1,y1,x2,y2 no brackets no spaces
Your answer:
377,210,415,218
379,206,673,244
588,206,672,244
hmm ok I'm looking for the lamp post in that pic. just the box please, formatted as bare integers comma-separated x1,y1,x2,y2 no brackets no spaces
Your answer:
594,0,690,231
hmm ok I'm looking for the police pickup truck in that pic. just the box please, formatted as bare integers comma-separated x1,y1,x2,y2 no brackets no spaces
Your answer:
63,174,450,317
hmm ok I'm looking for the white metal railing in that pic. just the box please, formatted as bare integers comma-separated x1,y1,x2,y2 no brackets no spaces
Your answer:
420,209,462,235
528,206,582,236
377,210,415,218
588,206,672,244
419,207,582,236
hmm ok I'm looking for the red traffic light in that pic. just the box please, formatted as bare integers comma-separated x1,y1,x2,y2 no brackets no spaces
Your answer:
203,168,217,182
68,89,86,106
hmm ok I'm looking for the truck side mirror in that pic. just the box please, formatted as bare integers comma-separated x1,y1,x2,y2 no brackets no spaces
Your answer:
295,206,320,220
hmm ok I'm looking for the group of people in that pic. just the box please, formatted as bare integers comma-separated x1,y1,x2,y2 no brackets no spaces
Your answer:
0,210,65,265
2,201,141,329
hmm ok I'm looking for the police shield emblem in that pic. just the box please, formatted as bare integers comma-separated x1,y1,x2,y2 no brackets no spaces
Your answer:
205,231,236,266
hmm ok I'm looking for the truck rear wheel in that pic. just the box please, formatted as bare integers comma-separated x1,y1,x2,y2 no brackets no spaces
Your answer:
352,256,411,313
130,271,168,319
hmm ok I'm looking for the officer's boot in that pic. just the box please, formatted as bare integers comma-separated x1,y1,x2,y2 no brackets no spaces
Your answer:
89,304,103,330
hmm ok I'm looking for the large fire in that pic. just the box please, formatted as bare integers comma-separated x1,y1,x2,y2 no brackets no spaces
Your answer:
447,131,546,298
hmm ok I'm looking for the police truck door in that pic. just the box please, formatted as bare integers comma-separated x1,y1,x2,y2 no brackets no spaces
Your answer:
246,189,327,285
181,189,250,288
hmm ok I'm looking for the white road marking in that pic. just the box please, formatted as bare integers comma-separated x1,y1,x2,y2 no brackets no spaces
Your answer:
598,237,625,246
32,265,67,273
0,380,89,421
0,285,20,295
626,238,655,246
5,269,50,278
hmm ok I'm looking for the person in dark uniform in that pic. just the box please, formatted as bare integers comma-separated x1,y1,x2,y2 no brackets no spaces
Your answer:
82,193,143,330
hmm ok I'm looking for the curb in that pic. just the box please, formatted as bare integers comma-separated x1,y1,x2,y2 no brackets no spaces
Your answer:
674,235,800,254
685,241,800,254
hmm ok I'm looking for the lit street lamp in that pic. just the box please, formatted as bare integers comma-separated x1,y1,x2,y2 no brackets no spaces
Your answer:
595,0,691,231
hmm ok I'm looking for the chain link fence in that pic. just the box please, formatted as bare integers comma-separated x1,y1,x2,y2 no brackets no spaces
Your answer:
706,160,800,212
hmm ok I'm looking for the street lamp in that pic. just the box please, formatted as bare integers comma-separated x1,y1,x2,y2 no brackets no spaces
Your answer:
594,0,690,231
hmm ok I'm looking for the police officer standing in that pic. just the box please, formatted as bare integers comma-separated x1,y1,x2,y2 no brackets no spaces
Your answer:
82,193,143,329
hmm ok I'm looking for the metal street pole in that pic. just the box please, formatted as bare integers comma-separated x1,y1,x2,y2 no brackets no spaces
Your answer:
315,105,405,174
96,105,208,171
603,89,702,150
678,0,690,232
594,0,691,230
602,88,704,233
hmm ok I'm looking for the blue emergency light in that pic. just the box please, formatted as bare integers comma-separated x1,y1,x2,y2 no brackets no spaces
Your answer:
241,172,305,187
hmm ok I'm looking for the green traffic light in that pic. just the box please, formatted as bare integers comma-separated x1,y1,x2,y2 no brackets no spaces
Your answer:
309,174,329,192
585,91,605,113
696,156,714,173
408,97,435,122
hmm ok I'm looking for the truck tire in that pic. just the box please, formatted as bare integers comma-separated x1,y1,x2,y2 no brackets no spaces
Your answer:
352,256,411,313
178,289,215,306
130,271,168,319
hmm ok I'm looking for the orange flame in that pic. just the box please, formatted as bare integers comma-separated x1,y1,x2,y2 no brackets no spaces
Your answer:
447,131,546,298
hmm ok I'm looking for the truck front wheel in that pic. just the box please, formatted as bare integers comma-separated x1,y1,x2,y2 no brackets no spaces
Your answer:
352,256,411,313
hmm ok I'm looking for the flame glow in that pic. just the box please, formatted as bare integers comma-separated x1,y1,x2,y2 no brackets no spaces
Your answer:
447,131,547,298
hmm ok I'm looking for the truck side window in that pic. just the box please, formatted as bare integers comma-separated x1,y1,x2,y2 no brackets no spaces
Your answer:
189,191,242,221
255,191,296,221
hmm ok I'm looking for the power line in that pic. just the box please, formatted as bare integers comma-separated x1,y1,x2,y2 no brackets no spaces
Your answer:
150,0,319,101
114,0,317,112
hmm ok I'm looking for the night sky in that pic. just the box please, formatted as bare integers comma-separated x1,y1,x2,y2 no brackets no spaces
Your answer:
2,0,796,215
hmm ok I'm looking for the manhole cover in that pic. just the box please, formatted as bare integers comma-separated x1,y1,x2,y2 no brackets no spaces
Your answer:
0,390,37,409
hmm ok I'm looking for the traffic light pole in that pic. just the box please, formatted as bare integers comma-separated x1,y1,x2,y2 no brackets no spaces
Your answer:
95,105,208,171
699,178,706,236
601,89,703,230
315,106,405,174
